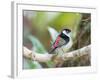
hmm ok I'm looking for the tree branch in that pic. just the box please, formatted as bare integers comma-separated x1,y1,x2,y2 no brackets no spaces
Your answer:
23,45,91,63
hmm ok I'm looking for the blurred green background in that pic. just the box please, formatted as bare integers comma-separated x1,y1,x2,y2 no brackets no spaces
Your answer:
23,10,91,69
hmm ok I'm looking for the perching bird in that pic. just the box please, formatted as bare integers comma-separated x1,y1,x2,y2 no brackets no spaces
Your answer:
49,29,73,54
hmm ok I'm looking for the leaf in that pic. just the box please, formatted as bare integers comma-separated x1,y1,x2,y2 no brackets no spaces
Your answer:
48,27,59,43
46,61,55,68
23,58,31,69
28,35,47,53
23,58,42,69
32,61,42,68
27,35,55,68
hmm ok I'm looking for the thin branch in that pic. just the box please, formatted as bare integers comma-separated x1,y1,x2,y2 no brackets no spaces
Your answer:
23,45,91,62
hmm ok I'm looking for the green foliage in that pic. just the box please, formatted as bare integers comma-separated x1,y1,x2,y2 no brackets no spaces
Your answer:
27,34,55,68
23,58,42,69
33,12,47,30
28,35,47,53
23,35,47,69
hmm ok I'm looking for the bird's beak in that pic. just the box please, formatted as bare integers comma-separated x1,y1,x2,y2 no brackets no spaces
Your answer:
69,29,71,32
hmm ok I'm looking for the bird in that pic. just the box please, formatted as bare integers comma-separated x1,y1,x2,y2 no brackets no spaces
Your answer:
49,28,73,54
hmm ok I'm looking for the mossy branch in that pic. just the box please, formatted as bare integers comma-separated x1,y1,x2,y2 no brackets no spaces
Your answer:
23,45,91,63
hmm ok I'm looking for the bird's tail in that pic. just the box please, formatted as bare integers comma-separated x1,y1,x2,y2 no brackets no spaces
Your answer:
49,48,56,54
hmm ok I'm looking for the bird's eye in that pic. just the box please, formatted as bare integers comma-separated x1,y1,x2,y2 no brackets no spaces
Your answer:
67,31,69,33
67,29,71,33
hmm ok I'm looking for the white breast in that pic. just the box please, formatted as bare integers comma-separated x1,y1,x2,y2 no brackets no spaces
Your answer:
62,37,73,52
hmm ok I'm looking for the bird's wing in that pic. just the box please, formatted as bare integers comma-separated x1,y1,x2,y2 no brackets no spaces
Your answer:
49,37,65,54
53,36,66,48
57,38,67,47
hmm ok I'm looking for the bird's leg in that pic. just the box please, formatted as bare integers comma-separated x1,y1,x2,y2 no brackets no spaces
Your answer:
61,48,65,54
53,48,64,67
53,48,60,67
55,47,65,67
55,48,59,55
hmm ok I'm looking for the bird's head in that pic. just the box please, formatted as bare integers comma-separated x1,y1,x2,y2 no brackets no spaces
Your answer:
61,29,71,37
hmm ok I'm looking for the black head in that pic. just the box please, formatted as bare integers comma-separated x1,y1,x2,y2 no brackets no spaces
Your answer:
62,29,71,33
61,29,71,36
